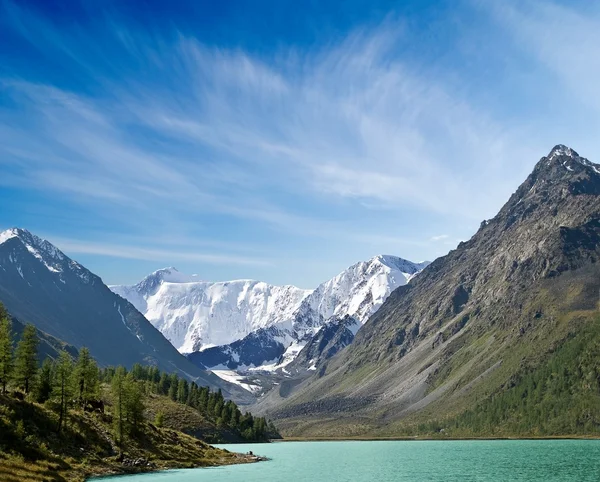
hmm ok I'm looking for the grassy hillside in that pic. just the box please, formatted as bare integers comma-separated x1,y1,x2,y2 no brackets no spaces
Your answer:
0,389,257,482
412,316,600,437
143,393,244,443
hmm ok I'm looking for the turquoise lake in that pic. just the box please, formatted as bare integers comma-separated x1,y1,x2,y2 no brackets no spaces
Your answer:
99,440,600,481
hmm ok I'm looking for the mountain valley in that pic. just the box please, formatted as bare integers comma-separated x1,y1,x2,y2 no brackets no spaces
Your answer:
111,256,429,395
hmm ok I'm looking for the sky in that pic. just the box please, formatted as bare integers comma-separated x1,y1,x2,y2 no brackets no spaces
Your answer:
1,0,600,288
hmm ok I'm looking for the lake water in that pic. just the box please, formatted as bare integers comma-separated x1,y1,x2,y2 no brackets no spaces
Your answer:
100,440,600,481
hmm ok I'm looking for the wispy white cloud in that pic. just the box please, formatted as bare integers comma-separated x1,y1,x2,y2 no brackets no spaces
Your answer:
483,1,600,109
2,0,599,285
48,237,272,267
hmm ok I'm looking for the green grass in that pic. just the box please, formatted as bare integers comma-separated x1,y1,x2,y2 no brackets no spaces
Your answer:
143,393,243,443
0,390,257,481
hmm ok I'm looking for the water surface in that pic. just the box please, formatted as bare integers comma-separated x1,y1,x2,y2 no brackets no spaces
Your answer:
100,440,600,481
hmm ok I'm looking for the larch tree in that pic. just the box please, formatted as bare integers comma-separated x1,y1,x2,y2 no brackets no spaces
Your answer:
73,347,99,408
53,350,74,433
14,323,38,394
36,358,54,403
124,373,145,434
0,309,13,394
112,366,127,452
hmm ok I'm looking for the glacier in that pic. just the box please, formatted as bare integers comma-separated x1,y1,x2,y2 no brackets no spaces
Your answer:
111,255,429,372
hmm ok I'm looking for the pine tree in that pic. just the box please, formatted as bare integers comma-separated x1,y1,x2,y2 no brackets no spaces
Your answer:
0,311,13,394
14,324,38,394
207,392,216,415
158,372,169,395
73,347,99,408
177,378,188,404
168,373,178,401
111,366,127,452
53,350,73,433
131,363,145,380
187,382,197,406
198,387,209,412
220,404,231,426
124,373,145,434
36,358,53,403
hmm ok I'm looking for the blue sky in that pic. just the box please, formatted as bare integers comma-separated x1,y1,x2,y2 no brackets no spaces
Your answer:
1,0,600,288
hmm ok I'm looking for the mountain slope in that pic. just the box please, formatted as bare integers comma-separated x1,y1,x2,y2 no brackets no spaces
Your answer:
0,229,251,403
112,256,428,373
256,145,600,436
11,315,79,362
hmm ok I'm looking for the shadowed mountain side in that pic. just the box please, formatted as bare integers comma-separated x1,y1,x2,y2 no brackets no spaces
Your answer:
0,229,253,404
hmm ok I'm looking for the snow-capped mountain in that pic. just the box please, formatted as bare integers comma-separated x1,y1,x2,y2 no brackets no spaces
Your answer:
0,228,253,403
111,255,429,376
111,269,311,353
293,255,429,335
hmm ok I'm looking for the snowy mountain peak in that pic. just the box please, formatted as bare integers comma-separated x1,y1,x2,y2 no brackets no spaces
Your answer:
111,275,310,354
0,228,95,285
1,228,64,260
1,228,47,250
547,144,579,160
142,267,200,286
0,227,84,279
540,145,600,177
0,227,21,245
369,254,429,274
112,253,429,370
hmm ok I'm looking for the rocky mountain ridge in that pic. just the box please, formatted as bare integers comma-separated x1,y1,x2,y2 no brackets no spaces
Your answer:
254,145,600,436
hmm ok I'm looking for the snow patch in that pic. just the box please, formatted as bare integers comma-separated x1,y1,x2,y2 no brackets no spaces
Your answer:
211,370,261,393
0,228,19,245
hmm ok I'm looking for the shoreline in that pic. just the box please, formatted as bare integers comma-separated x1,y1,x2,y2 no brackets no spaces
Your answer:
275,435,600,442
87,451,266,480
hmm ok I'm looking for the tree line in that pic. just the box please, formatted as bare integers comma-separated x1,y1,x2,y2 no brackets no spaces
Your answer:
100,363,279,441
416,318,600,437
0,303,279,446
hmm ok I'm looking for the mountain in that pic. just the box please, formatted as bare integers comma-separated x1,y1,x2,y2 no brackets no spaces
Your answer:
111,269,310,354
111,256,428,376
0,229,252,403
9,314,79,362
256,145,600,437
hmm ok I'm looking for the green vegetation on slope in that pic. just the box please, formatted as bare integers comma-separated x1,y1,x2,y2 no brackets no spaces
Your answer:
100,363,280,442
416,317,600,437
0,303,270,480
0,391,251,481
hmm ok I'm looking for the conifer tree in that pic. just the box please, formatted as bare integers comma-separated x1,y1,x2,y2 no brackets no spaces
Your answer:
111,366,127,452
158,372,169,395
53,350,74,433
168,373,178,401
177,378,188,404
124,373,145,434
36,358,53,403
14,324,38,393
198,387,209,411
0,311,13,394
73,347,99,408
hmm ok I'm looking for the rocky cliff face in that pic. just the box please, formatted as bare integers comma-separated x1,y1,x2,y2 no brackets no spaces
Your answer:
257,145,600,435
